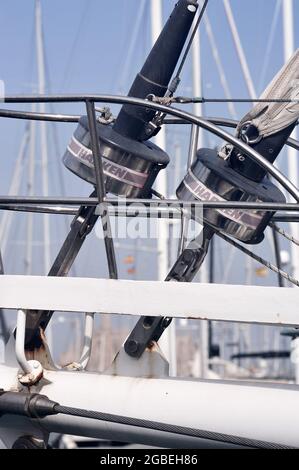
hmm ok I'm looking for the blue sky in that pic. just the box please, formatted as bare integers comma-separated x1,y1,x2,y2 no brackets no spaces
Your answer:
0,0,297,283
0,0,297,360
0,1,297,97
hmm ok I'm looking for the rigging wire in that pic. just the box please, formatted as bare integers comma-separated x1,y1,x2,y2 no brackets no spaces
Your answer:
202,12,238,119
215,229,299,288
44,42,78,277
223,0,256,100
205,0,255,282
60,0,93,92
0,126,30,253
217,4,281,289
270,222,299,247
44,56,68,202
258,0,282,94
170,0,209,93
0,251,8,344
54,403,291,449
117,0,147,93
271,223,285,288
167,97,299,104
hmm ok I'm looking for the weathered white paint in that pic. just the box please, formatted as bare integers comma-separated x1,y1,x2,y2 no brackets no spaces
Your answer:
0,275,298,326
1,364,299,448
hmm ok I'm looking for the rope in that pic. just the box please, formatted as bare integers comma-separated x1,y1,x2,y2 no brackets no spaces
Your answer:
54,404,292,449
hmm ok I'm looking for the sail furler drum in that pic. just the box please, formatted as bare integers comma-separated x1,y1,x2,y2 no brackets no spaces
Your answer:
178,49,299,244
63,0,199,198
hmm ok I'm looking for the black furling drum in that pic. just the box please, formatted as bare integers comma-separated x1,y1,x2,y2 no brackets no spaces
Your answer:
63,116,170,199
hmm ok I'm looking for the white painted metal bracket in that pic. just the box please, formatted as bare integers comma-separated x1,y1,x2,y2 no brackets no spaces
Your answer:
15,310,43,385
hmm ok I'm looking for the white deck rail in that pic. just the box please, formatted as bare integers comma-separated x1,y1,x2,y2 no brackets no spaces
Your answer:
0,275,298,326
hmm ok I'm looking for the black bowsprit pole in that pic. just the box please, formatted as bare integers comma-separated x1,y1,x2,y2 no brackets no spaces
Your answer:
114,0,199,141
25,0,201,347
64,0,199,199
